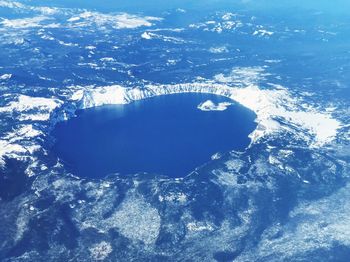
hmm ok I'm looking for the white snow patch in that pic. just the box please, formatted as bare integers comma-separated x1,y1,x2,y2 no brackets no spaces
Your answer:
33,6,58,15
67,16,80,22
4,125,42,141
214,67,269,86
211,152,222,160
222,13,237,20
176,8,186,13
77,62,98,68
265,59,281,64
253,29,274,37
0,0,25,9
148,27,185,33
89,241,113,261
0,74,12,80
77,85,128,109
0,124,43,165
40,34,55,41
159,192,187,203
197,100,232,111
229,85,341,146
85,45,96,50
189,18,243,34
1,16,49,28
0,95,62,121
141,32,152,39
141,31,185,43
166,59,179,66
209,46,229,54
58,40,77,47
100,57,115,62
67,11,162,29
0,1,58,15
0,140,27,165
187,221,214,232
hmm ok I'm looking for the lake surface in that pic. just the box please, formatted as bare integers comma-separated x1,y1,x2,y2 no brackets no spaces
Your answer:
52,94,257,178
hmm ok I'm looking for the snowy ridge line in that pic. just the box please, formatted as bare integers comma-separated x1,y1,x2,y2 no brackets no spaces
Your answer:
66,11,162,30
75,82,341,148
0,0,59,15
0,16,53,29
0,0,162,30
141,32,185,43
0,12,161,30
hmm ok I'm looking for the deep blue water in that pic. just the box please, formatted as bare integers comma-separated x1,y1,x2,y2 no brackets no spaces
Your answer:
52,94,257,178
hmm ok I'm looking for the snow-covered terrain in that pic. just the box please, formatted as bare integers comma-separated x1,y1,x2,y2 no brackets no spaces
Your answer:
0,0,349,261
